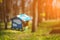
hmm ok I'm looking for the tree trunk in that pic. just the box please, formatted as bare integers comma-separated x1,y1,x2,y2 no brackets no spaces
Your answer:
32,0,38,32
3,0,8,29
38,0,42,23
4,18,8,29
21,0,25,13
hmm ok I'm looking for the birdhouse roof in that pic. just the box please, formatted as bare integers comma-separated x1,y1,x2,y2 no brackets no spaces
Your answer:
17,14,32,21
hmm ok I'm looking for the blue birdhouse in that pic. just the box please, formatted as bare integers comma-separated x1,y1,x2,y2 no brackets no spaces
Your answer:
11,14,32,30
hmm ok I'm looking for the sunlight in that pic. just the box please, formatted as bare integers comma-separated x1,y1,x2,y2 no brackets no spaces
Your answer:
0,0,2,3
52,0,56,8
17,0,21,6
52,0,60,8
56,0,60,8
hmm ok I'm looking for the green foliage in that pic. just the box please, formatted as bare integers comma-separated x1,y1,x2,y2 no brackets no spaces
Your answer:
0,21,60,40
1,30,60,40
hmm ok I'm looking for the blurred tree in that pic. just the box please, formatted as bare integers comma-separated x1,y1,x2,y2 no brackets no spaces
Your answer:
32,0,38,32
21,0,25,13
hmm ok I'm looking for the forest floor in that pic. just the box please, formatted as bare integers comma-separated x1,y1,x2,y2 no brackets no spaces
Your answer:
0,20,60,40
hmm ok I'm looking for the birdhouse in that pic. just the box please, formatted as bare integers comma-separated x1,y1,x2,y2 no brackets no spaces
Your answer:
11,14,32,30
